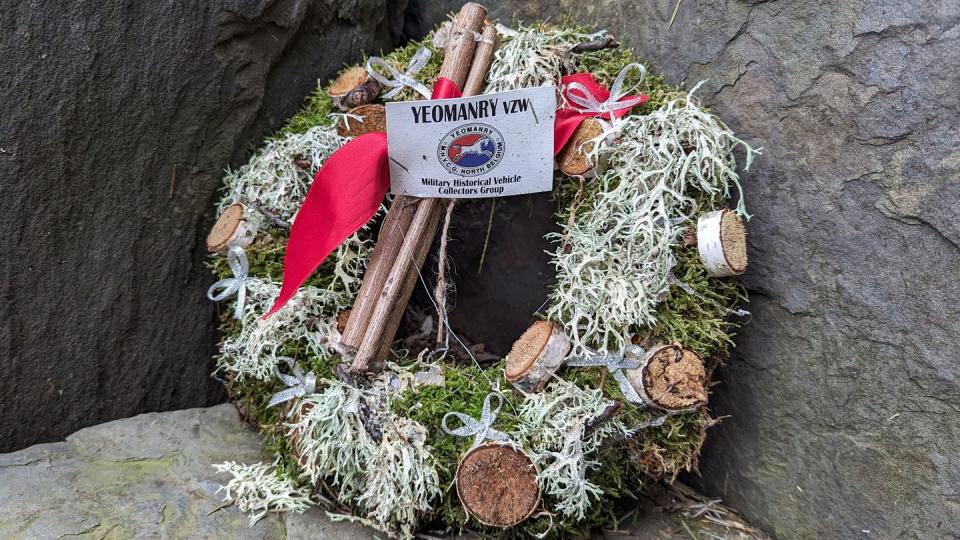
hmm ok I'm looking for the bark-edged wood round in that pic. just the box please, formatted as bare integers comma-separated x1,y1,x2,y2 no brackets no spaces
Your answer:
455,443,541,528
696,209,748,276
337,104,386,138
557,117,605,176
624,344,708,411
206,203,257,254
505,320,570,393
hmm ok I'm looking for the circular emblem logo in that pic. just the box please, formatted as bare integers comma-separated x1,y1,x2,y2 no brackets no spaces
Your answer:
437,123,505,176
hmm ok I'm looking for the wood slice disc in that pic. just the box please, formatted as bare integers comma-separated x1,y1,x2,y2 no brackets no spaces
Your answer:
337,104,386,138
696,209,748,276
207,203,256,253
456,443,541,528
625,344,708,411
557,117,604,176
327,66,369,98
505,320,570,393
719,210,748,273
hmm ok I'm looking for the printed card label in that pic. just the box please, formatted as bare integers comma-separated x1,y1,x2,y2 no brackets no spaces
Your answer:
385,86,556,198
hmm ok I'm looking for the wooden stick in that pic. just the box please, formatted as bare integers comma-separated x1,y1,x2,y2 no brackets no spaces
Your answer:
340,194,416,350
348,4,490,372
463,23,499,96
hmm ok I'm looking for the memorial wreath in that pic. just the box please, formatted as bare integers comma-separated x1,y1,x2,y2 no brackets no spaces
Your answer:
205,4,759,538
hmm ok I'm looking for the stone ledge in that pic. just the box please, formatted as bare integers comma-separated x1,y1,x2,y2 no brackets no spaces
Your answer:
0,405,740,539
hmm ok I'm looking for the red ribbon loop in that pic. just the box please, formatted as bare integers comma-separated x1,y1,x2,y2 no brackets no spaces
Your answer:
265,78,462,316
554,72,648,155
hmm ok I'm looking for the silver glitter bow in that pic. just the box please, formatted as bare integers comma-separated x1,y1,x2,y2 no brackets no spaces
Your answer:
206,245,252,320
565,62,648,115
442,392,510,447
267,357,317,411
566,345,646,404
366,47,433,100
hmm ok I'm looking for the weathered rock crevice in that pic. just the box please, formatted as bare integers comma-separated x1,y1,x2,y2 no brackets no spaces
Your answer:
0,0,419,452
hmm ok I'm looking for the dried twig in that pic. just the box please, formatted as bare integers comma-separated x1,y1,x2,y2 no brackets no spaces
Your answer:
252,200,291,230
570,35,619,54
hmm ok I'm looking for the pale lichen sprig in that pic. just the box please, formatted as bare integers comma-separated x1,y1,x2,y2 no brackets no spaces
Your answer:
356,417,441,539
599,82,761,218
486,24,605,93
549,85,760,355
213,460,313,526
512,380,630,520
218,125,345,222
287,382,377,501
287,380,440,539
216,280,344,381
548,172,684,356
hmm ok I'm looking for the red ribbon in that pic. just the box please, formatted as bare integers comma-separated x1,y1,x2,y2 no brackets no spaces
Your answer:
264,78,463,316
266,73,645,316
554,72,648,154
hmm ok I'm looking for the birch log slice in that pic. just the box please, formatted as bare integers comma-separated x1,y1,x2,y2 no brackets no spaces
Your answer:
206,203,257,254
327,66,370,110
456,443,541,528
337,104,386,138
624,344,708,411
695,209,748,276
505,320,570,392
557,117,604,176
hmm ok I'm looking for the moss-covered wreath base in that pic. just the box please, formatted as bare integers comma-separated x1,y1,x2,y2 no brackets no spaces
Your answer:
207,15,757,540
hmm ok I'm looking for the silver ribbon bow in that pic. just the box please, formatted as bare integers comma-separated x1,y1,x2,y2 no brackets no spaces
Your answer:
366,47,433,100
206,245,251,320
566,345,646,404
442,392,510,447
565,62,648,115
267,357,317,411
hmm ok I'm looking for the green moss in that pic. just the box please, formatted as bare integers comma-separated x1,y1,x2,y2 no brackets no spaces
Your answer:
205,229,346,293
280,82,336,136
651,245,746,359
389,363,518,490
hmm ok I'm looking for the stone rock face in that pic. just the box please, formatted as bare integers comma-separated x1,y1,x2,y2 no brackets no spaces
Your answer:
0,0,411,451
429,1,959,537
0,404,376,539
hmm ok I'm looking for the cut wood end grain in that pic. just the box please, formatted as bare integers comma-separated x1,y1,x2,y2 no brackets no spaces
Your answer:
696,209,748,277
505,320,570,392
558,118,605,176
456,443,541,528
327,66,369,97
626,344,708,411
207,203,256,253
720,210,748,273
337,104,386,138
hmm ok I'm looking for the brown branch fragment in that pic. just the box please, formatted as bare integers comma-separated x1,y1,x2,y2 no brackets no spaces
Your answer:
570,35,619,54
